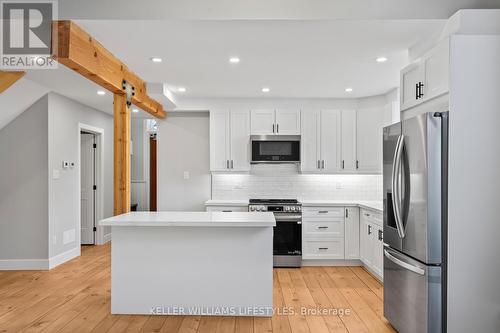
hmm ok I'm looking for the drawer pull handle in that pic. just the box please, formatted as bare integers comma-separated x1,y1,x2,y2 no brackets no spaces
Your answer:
318,247,329,250
222,210,232,212
318,211,329,214
317,226,329,229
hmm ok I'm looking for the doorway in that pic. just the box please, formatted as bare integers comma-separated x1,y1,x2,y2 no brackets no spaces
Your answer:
80,131,96,245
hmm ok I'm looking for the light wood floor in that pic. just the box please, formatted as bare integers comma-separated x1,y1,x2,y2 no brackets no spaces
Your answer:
0,243,395,333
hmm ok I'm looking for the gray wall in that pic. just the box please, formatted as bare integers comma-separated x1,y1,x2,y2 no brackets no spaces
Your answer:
0,95,49,260
157,112,211,211
48,92,114,257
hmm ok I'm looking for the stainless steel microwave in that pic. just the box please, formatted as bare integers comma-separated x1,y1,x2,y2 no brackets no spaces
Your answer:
251,135,300,163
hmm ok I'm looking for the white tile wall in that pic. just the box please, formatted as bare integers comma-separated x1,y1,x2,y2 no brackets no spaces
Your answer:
212,164,382,201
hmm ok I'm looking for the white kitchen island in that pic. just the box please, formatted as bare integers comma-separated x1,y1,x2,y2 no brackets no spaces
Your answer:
99,212,275,316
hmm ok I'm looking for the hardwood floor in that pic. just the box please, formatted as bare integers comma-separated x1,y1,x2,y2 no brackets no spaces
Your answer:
0,244,395,332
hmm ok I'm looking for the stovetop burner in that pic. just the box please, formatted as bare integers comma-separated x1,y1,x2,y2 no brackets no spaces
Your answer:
249,199,299,204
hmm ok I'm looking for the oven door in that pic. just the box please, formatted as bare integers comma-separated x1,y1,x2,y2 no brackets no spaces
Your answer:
251,137,300,163
273,214,302,257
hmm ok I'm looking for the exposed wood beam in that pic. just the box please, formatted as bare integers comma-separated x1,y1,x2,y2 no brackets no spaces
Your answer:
0,71,25,93
52,20,166,118
113,94,131,215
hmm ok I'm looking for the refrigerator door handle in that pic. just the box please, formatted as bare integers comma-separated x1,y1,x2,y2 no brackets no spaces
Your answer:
391,135,406,238
384,249,425,276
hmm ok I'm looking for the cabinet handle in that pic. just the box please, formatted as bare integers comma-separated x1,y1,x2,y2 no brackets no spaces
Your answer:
226,160,229,169
317,226,329,229
416,83,419,100
418,82,424,99
368,225,372,235
317,160,320,169
356,160,359,169
222,210,232,212
322,160,325,169
318,247,329,250
272,124,275,133
345,209,349,218
231,160,234,169
378,229,383,241
318,211,329,214
277,124,279,133
342,160,345,169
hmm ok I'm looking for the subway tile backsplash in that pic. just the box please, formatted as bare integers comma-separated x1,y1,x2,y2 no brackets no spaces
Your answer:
212,164,382,201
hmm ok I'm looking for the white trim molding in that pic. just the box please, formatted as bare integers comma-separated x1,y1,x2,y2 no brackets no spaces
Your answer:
48,247,80,269
0,259,49,270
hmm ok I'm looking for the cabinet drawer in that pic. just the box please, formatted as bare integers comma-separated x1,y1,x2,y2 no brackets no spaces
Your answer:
206,206,248,212
303,238,344,259
361,209,382,227
303,207,344,219
304,220,344,237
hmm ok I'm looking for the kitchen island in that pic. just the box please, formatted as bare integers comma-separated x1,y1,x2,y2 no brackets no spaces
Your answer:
99,212,275,316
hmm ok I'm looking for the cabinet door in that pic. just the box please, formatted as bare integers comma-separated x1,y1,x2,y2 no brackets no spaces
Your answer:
373,226,384,278
320,110,341,173
209,110,230,171
359,215,370,265
356,107,384,173
341,110,357,172
344,207,360,260
250,109,275,135
400,62,423,111
300,110,321,172
275,109,301,135
423,38,449,102
230,110,250,171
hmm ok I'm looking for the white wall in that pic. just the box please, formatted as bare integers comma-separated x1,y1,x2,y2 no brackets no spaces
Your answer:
131,118,149,210
0,95,49,263
157,112,211,211
48,92,114,258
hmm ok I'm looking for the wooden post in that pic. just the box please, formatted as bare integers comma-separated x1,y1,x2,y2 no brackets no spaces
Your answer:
0,71,25,93
113,93,131,215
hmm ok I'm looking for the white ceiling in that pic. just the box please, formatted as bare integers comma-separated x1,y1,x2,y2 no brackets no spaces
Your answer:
69,19,445,99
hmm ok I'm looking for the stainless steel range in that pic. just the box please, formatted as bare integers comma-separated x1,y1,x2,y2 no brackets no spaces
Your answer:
249,199,302,267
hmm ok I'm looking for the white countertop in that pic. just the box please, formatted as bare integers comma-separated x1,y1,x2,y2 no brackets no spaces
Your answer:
205,200,249,206
99,211,276,227
299,200,383,212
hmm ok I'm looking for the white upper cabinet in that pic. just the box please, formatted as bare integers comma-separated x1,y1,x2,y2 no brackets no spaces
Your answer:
210,109,250,172
340,110,357,172
250,109,275,135
301,110,340,173
400,38,450,111
275,109,301,135
356,107,384,173
320,110,341,173
250,109,300,135
300,110,321,172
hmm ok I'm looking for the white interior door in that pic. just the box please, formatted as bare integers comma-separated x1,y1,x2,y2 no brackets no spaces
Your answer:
81,132,95,245
275,109,301,135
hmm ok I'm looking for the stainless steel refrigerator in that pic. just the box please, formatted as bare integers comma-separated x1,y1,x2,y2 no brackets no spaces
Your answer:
383,111,448,333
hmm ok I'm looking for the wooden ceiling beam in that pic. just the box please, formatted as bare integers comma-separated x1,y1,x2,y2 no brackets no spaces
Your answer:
52,20,166,118
0,71,25,93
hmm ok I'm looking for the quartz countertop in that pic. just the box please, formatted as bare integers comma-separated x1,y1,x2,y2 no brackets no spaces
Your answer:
99,211,276,227
299,200,383,212
205,200,249,206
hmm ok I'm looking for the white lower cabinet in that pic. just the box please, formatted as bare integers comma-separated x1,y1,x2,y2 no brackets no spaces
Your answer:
344,207,360,260
302,207,345,259
359,209,384,279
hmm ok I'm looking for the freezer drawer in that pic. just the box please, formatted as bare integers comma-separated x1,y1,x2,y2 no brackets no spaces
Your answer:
383,246,442,333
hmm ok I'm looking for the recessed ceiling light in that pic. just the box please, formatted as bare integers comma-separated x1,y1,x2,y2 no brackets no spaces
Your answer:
262,87,270,93
97,90,106,96
345,87,353,93
151,57,163,63
178,87,186,92
132,108,139,113
229,57,240,64
376,56,388,63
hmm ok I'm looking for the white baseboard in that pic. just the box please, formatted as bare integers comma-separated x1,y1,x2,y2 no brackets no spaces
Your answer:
48,247,80,269
98,233,111,245
302,259,363,267
0,259,49,270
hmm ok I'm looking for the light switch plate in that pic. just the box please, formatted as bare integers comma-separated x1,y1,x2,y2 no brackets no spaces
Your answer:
52,169,60,179
183,171,190,180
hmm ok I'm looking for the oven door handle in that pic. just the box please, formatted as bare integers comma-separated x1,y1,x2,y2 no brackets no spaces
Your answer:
273,215,302,222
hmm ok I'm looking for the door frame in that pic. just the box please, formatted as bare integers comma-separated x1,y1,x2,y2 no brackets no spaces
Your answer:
78,123,105,245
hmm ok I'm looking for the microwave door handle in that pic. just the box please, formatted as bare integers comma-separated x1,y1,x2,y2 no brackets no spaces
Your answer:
391,135,405,238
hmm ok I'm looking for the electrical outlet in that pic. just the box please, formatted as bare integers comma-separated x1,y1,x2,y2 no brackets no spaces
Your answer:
52,169,60,179
183,171,190,180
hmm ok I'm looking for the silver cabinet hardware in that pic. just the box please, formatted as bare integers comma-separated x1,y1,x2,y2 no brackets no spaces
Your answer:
231,160,234,169
277,124,279,133
318,247,329,250
345,209,349,218
272,124,275,133
342,160,345,169
317,226,329,229
378,229,383,241
317,160,320,169
226,160,229,169
222,210,232,212
356,160,359,169
318,211,329,214
321,160,325,169
368,225,372,235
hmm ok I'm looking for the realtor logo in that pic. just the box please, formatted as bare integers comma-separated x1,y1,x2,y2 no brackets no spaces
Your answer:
1,0,57,69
